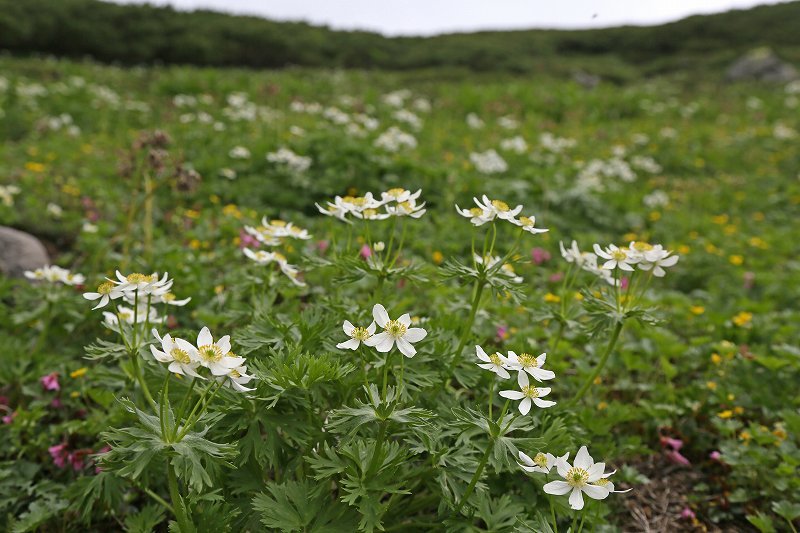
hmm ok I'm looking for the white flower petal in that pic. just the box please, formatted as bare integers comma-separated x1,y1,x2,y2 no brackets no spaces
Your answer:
543,480,572,496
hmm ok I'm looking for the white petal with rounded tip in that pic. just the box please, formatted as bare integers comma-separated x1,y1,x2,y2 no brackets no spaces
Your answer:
517,371,530,388
476,345,489,362
367,322,376,335
537,387,552,397
150,346,171,363
372,304,390,327
337,338,360,350
342,320,355,335
519,398,532,415
217,335,231,354
556,458,570,478
364,331,388,347
398,313,411,327
518,451,534,466
533,398,557,408
404,328,427,342
569,488,585,510
396,337,416,358
83,292,101,300
582,484,610,500
530,367,556,381
495,367,511,380
587,462,606,482
499,390,524,400
197,326,213,347
543,480,572,495
574,446,593,470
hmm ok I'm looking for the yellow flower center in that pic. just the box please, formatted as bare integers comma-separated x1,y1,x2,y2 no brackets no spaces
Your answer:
351,197,367,206
162,292,176,302
632,241,653,252
469,207,483,217
273,252,287,262
489,353,503,365
566,467,589,487
127,273,155,283
386,320,407,338
270,220,287,227
491,199,510,212
229,368,242,378
518,353,538,368
363,208,378,218
351,326,371,341
170,347,191,364
594,478,610,487
611,250,627,261
97,281,115,294
519,216,533,226
521,385,540,398
387,188,406,197
398,201,413,212
198,344,223,363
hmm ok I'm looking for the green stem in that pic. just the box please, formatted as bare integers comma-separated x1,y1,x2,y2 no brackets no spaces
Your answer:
454,442,493,514
167,462,194,532
367,421,387,475
571,321,624,404
382,351,393,399
131,349,156,406
159,372,171,439
174,378,197,430
551,321,565,355
577,511,587,533
176,381,220,441
571,512,578,533
550,499,558,533
488,380,494,420
448,279,486,373
388,220,407,269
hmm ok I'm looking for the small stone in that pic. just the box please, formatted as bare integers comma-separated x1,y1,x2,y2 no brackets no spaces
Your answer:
0,226,50,278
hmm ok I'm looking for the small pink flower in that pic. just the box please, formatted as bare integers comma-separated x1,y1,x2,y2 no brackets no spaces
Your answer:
680,507,696,520
239,230,261,249
2,411,16,424
548,272,563,283
530,247,551,265
317,240,329,254
496,325,509,340
665,449,691,466
50,397,63,409
40,372,60,392
620,276,630,290
49,443,69,468
69,449,90,471
660,436,684,451
360,244,372,259
709,450,722,462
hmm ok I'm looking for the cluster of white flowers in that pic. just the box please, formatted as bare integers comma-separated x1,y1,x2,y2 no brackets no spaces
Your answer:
497,115,519,130
228,146,251,159
469,149,508,174
317,188,426,223
337,303,427,358
576,157,637,191
266,148,312,173
630,155,662,174
38,114,80,136
466,112,484,130
642,189,670,208
773,123,798,140
518,445,630,510
500,136,528,154
0,184,21,206
151,326,254,392
540,132,577,153
475,346,556,415
392,109,423,130
83,271,190,311
242,218,311,287
455,195,548,234
223,92,280,123
560,240,679,281
290,101,323,114
24,265,85,286
559,240,616,286
382,89,412,108
374,126,417,152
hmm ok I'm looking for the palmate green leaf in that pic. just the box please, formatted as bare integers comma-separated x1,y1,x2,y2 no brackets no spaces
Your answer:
772,500,800,522
252,348,355,400
327,255,429,286
327,385,435,442
123,503,165,533
475,493,527,532
65,471,128,523
11,494,68,533
84,339,128,361
253,480,357,532
100,398,237,492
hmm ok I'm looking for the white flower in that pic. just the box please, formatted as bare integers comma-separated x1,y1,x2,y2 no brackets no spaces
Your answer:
363,304,427,358
83,280,125,309
155,292,192,306
25,265,85,286
102,305,164,333
266,147,311,173
637,244,679,277
150,329,202,378
511,215,548,235
374,126,417,152
316,200,351,223
195,326,245,376
243,249,305,286
337,320,377,350
543,446,620,510
111,271,173,297
475,345,511,379
506,351,555,382
470,150,508,174
473,254,522,283
352,208,391,221
499,371,555,415
384,198,426,218
229,146,251,159
560,240,586,265
392,109,422,130
0,184,20,206
500,136,528,154
380,188,420,205
219,364,255,392
593,244,635,272
518,450,562,474
455,204,493,226
474,195,522,222
466,112,484,129
46,203,63,218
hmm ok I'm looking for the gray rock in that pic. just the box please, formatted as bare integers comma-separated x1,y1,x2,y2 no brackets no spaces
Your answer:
0,226,49,278
726,47,798,83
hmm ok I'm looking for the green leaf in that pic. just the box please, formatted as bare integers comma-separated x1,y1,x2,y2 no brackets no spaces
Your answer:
124,504,166,533
253,480,356,532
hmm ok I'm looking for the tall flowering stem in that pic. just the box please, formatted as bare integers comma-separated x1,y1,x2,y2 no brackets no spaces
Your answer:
167,462,194,532
571,321,624,404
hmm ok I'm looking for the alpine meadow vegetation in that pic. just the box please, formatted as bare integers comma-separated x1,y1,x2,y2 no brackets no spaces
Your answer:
1,55,800,532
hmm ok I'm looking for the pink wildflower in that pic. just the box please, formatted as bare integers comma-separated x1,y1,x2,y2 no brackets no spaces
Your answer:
530,247,551,265
40,372,60,392
49,443,69,468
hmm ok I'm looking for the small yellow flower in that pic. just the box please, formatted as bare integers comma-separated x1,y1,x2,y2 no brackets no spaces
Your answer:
597,401,608,410
677,244,690,255
189,239,201,250
729,255,743,266
573,292,584,301
25,162,46,173
739,430,751,441
432,251,444,265
748,237,768,249
732,311,752,327
70,391,80,398
544,293,561,303
210,194,220,204
733,406,744,415
706,381,717,390
718,410,733,419
214,285,224,294
773,425,787,441
623,232,638,242
593,376,602,385
711,353,722,365
233,237,241,246
712,214,729,225
648,211,661,221
185,209,200,219
690,305,705,315
723,225,738,235
70,367,88,379
222,204,242,218
727,393,735,401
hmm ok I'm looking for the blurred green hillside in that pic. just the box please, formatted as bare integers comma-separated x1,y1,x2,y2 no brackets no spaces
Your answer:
1,0,799,79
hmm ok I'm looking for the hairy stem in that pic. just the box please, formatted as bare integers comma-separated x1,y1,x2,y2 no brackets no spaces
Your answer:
571,321,624,404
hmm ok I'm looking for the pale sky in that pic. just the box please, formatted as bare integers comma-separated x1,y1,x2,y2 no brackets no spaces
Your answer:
111,0,790,36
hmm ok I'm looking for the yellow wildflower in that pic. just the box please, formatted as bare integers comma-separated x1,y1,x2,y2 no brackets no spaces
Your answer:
544,293,561,303
25,162,46,173
70,367,88,379
718,410,733,419
732,311,752,327
432,251,444,265
690,305,705,315
729,255,743,266
706,381,717,391
711,353,722,365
